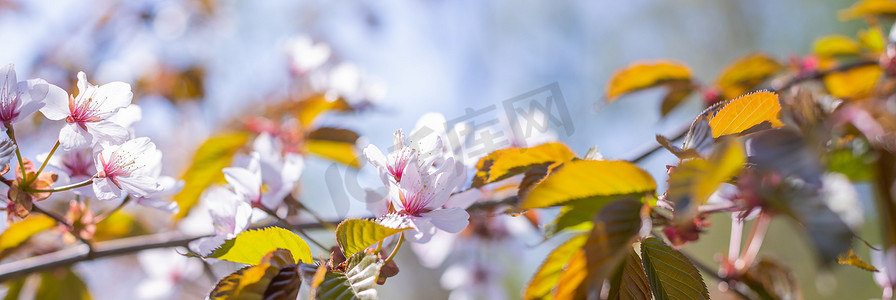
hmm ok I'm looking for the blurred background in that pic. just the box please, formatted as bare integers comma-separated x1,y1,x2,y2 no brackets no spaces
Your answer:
0,0,882,299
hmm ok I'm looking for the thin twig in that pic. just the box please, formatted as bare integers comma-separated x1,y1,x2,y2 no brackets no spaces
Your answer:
256,204,329,251
94,196,131,222
680,250,750,300
30,205,94,255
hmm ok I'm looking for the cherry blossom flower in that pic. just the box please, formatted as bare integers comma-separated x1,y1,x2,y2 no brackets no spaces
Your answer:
40,71,135,150
0,64,66,126
284,35,331,75
40,147,96,196
251,133,304,208
136,248,206,300
369,155,471,243
92,137,162,201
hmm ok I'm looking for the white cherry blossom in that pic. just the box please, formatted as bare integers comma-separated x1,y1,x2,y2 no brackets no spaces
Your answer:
40,71,135,150
92,137,162,201
0,64,66,126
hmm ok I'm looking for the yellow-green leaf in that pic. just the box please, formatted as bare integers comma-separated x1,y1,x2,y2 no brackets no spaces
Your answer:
838,249,879,272
525,234,588,300
707,91,784,138
293,94,352,128
521,160,656,210
0,215,56,252
304,139,360,168
605,61,692,100
667,140,745,224
36,268,92,300
174,132,250,219
860,27,887,53
473,142,576,187
813,35,862,57
715,53,783,100
839,0,896,20
209,249,295,300
823,65,882,100
336,219,410,259
207,227,313,265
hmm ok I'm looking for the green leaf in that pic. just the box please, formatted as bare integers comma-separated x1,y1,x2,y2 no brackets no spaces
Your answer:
313,252,383,300
544,195,638,238
3,277,25,300
838,249,879,272
640,238,709,300
473,142,576,187
520,160,656,210
741,258,802,300
607,248,652,300
524,234,588,300
0,215,56,253
36,268,92,300
174,132,250,219
210,249,295,300
335,219,410,259
580,198,645,297
207,227,313,265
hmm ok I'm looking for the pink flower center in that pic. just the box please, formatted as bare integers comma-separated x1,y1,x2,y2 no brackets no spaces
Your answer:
97,150,142,189
0,92,20,124
62,150,94,178
66,92,105,127
398,186,435,216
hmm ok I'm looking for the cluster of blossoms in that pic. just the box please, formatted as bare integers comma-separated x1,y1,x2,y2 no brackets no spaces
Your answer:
195,132,305,254
0,64,174,221
363,113,481,243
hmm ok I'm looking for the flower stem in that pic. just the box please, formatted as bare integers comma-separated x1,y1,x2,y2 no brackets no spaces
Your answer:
298,202,337,230
725,213,744,277
4,124,26,182
27,178,94,193
33,140,60,181
734,212,771,272
256,204,329,251
383,232,403,265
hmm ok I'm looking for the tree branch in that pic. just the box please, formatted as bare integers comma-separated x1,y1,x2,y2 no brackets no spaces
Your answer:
0,220,333,282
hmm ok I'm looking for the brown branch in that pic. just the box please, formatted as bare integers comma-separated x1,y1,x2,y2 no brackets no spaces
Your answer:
0,220,333,282
773,59,878,92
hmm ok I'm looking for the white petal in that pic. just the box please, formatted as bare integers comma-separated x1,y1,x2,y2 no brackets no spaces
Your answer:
114,174,159,198
362,144,388,170
136,197,179,214
92,81,133,116
443,188,482,209
223,167,261,201
85,120,129,146
93,177,124,201
39,84,71,120
1,64,16,100
14,79,49,122
364,189,389,216
407,215,436,243
59,124,92,151
422,208,469,233
106,104,142,129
